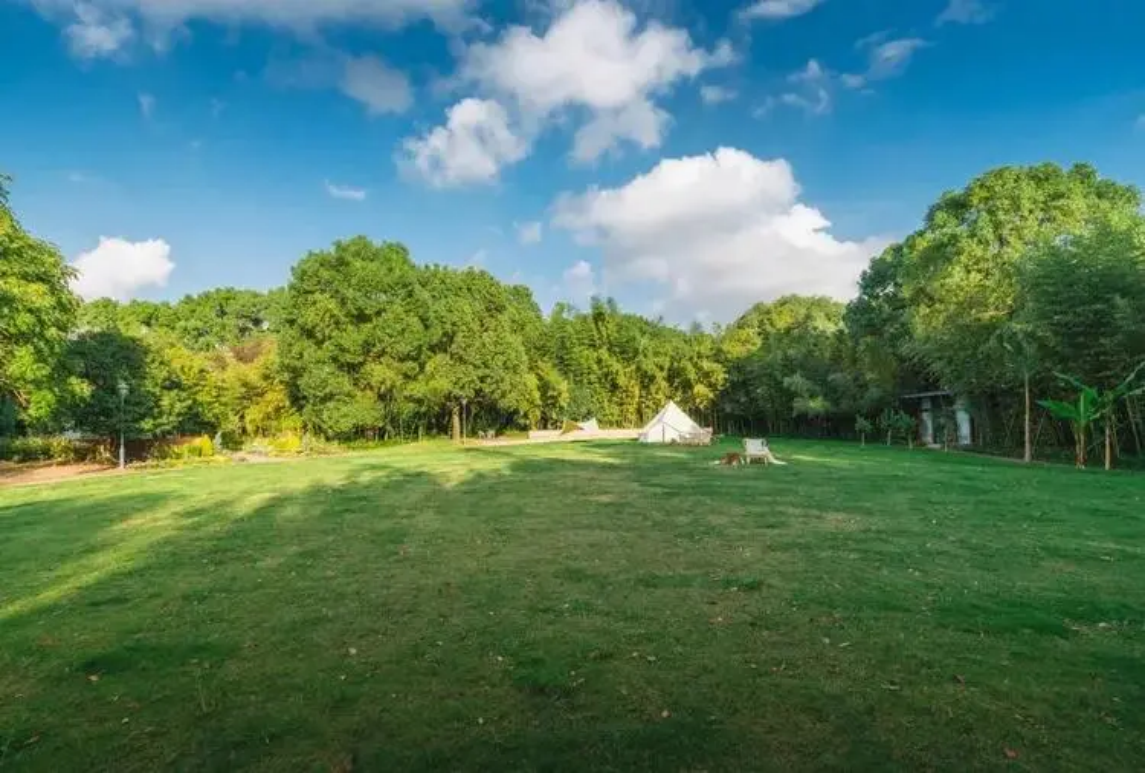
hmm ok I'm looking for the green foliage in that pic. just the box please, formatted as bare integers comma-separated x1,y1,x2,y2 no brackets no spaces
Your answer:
150,435,216,461
1041,363,1145,468
5,161,1145,465
0,177,79,423
720,296,859,433
878,408,918,446
268,432,304,455
0,436,109,464
899,163,1140,396
1017,219,1145,389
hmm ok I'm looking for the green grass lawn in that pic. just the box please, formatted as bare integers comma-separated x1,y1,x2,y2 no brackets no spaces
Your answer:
2,440,1143,771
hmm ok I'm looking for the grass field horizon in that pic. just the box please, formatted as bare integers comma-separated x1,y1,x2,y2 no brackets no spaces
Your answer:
2,439,1143,771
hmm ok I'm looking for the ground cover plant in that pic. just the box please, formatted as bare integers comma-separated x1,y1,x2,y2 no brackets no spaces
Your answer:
2,439,1143,771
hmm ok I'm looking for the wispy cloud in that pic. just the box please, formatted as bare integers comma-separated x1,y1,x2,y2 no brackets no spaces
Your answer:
700,85,738,105
740,0,824,21
138,92,155,119
758,59,833,117
843,37,929,90
780,88,831,115
515,221,544,245
324,181,367,201
339,55,413,116
936,0,995,26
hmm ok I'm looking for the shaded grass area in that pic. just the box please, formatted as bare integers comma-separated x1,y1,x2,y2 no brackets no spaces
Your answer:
1,440,1143,771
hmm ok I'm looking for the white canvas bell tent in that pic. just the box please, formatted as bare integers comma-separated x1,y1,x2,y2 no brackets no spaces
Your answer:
639,401,702,444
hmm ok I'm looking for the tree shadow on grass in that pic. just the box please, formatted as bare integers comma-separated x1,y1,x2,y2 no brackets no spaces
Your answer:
2,442,1144,771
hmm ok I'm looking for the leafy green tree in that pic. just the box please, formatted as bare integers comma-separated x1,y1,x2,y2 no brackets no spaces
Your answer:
1041,364,1145,470
991,321,1039,463
878,408,917,447
139,334,224,437
280,238,425,438
0,174,79,430
900,163,1140,397
215,338,299,440
61,330,151,439
720,296,849,434
845,243,926,407
1018,218,1145,389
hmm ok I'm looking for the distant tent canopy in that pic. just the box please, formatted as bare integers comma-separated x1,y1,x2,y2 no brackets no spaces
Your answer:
561,418,601,435
639,401,703,444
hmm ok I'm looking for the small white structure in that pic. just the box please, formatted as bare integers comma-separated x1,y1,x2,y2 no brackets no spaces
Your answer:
639,401,703,444
906,391,973,447
577,418,600,433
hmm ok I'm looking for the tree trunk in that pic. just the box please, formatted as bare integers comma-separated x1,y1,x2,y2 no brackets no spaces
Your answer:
1077,422,1086,469
451,404,461,443
1023,373,1032,464
860,432,865,448
1105,422,1112,471
1128,397,1143,456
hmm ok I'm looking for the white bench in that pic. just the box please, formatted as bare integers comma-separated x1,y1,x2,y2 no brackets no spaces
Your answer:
743,438,786,465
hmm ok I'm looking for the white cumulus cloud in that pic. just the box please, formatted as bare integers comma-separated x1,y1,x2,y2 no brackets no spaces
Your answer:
463,0,719,120
740,0,824,21
64,3,134,59
403,0,731,184
515,221,544,245
400,98,528,188
339,55,412,115
552,147,888,322
71,237,175,302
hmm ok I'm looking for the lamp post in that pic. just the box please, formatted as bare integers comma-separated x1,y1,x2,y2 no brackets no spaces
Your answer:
117,379,129,470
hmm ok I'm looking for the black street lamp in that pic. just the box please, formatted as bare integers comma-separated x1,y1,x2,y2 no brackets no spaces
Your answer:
117,379,129,470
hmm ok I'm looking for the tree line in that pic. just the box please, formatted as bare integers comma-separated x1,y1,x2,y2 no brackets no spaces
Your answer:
2,163,1143,466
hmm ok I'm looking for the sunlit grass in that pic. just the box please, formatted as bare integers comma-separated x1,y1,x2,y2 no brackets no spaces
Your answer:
1,439,1143,771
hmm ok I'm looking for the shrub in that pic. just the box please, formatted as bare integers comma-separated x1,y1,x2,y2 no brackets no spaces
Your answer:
268,432,304,455
0,436,110,464
149,435,216,462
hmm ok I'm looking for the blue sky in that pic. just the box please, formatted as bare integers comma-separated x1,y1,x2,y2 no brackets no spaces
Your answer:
3,0,1144,322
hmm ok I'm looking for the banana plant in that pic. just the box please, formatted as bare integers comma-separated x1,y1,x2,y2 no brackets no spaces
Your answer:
1039,362,1145,470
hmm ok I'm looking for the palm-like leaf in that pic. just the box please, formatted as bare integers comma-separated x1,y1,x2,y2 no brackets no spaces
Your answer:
1038,399,1080,422
1109,361,1145,401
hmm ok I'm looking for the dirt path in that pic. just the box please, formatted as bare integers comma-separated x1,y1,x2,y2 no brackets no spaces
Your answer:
0,462,120,489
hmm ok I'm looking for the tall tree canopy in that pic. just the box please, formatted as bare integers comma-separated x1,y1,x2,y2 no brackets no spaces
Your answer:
897,163,1141,395
0,175,79,427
